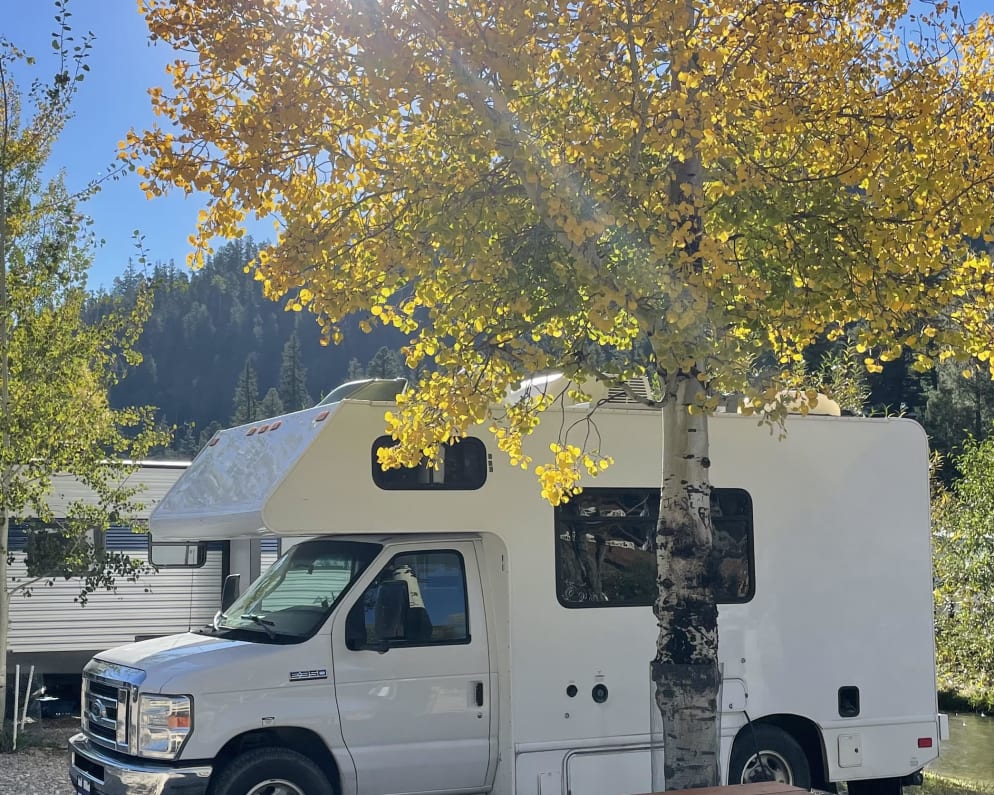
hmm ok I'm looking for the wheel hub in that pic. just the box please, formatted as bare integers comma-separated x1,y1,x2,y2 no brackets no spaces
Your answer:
245,779,307,795
740,750,793,784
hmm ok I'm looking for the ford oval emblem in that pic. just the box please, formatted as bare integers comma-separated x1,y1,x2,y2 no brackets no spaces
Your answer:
87,697,107,722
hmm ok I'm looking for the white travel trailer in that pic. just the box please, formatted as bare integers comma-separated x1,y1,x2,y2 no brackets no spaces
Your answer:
69,383,947,795
5,462,280,680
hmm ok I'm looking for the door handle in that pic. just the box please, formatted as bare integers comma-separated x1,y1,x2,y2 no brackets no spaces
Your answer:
474,681,484,707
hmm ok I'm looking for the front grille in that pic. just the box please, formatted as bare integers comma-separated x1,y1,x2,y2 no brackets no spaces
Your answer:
82,676,127,750
81,659,146,754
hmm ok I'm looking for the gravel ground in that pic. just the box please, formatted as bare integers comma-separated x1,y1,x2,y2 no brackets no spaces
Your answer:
1,719,76,795
1,746,73,795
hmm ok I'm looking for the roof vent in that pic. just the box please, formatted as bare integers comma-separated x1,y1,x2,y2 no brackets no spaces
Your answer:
603,377,655,406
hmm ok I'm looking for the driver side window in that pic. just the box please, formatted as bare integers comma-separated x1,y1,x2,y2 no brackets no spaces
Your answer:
346,550,470,650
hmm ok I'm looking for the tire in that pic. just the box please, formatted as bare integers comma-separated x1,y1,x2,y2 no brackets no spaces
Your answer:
728,725,812,789
211,748,334,795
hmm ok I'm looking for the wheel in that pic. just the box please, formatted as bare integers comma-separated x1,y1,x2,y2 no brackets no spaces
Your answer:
728,725,812,788
211,748,334,795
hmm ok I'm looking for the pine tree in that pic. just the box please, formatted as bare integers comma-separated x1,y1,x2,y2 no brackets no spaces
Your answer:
259,387,285,418
346,358,365,380
922,360,994,479
366,346,406,379
278,331,312,411
231,357,261,424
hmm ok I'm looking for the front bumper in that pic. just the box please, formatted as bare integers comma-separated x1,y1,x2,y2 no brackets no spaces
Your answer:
69,733,212,795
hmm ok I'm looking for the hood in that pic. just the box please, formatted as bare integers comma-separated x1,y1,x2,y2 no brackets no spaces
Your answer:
94,631,330,694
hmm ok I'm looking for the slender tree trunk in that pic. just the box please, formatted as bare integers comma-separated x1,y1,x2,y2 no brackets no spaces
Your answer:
0,512,8,731
651,371,720,790
0,147,11,732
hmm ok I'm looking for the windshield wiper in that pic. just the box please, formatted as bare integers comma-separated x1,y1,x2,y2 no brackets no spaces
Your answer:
240,613,277,639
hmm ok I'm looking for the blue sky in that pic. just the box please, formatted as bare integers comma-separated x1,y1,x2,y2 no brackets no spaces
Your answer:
5,0,994,290
4,0,231,289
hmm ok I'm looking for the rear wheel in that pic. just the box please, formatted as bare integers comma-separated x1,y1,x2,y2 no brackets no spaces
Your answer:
211,748,334,795
728,725,812,788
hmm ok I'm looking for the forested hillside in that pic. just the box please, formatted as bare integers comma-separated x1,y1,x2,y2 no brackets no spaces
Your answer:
88,238,993,470
88,239,408,456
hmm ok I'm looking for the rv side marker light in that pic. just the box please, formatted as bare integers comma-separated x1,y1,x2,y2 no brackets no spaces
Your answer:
271,421,282,430
258,424,270,434
917,738,933,748
207,437,220,447
315,411,330,422
246,427,257,436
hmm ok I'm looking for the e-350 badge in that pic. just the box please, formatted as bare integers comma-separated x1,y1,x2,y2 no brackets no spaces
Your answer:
289,669,328,682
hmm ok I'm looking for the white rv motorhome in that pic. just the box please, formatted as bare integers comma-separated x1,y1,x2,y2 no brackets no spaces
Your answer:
68,385,947,795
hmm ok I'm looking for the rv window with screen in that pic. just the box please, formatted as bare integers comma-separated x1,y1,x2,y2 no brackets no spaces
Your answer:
16,522,106,578
554,487,754,607
347,550,470,649
371,436,488,490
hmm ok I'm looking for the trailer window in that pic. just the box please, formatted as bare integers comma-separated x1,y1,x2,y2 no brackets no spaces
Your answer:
371,436,488,490
554,487,754,607
13,521,107,578
347,550,470,649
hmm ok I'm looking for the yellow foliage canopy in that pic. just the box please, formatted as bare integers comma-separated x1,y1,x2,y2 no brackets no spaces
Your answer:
132,0,994,493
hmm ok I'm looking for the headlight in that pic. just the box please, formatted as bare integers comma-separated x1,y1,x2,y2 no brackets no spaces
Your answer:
137,694,192,759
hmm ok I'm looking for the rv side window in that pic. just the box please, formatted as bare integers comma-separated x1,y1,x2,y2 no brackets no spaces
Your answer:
12,522,107,578
371,436,488,490
554,487,754,607
347,550,470,649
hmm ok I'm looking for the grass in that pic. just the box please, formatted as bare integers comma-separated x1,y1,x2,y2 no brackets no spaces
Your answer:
918,772,994,795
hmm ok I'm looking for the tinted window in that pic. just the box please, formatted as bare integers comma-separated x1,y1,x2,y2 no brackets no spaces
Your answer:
555,487,754,607
372,436,488,490
347,550,470,649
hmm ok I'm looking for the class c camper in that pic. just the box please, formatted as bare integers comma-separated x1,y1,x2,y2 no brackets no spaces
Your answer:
68,381,947,795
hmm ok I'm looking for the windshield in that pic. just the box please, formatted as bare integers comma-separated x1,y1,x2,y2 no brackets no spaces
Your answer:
205,540,380,643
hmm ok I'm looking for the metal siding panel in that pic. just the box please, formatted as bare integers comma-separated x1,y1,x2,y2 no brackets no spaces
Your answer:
17,463,189,521
6,551,222,653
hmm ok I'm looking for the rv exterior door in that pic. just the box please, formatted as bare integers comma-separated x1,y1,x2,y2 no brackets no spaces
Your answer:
332,540,494,795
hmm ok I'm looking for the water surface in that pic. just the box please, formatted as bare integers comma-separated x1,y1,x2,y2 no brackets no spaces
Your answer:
928,712,994,785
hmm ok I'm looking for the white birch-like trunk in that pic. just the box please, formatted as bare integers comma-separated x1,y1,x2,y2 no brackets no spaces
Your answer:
0,105,11,732
0,213,10,735
651,371,720,790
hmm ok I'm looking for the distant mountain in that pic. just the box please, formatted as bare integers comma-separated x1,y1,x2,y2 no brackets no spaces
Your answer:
88,239,408,456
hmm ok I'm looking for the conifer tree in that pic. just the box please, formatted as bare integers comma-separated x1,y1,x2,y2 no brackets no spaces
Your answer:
259,387,284,418
277,331,312,411
231,357,261,425
366,346,406,379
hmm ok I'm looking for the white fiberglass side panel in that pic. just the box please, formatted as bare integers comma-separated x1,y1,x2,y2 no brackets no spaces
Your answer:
502,412,936,784
151,405,338,540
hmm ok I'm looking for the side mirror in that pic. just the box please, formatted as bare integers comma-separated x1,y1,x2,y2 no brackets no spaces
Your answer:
148,537,207,568
221,574,242,612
